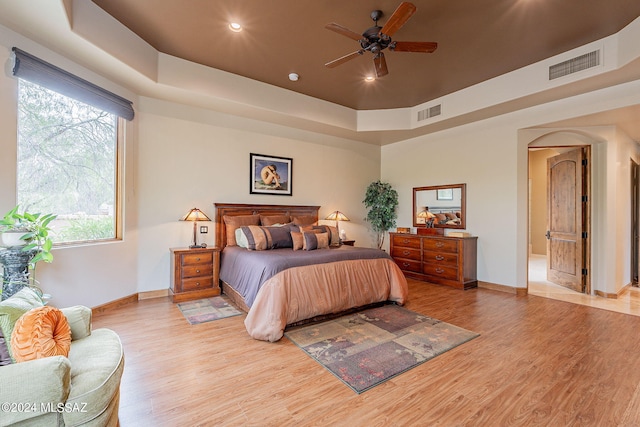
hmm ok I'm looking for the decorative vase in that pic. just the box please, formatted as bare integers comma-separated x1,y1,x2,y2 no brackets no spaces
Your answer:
0,247,39,300
0,231,27,248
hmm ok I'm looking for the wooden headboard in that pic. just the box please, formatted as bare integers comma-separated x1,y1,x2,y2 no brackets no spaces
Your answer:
214,203,320,248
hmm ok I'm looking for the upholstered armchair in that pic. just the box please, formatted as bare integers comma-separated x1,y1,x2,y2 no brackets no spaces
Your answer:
0,289,124,426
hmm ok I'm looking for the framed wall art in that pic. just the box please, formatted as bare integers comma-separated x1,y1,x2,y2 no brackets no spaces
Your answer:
249,153,293,196
437,188,453,200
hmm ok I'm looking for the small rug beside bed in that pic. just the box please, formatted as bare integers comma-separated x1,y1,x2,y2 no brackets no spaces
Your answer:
285,304,479,394
177,296,243,325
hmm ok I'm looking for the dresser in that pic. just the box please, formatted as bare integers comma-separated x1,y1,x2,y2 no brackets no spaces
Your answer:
170,247,221,302
390,233,478,289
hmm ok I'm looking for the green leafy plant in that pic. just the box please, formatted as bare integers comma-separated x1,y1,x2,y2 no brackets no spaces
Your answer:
363,180,399,249
0,205,57,269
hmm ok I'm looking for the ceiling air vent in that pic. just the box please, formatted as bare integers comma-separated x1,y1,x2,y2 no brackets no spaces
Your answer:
549,50,600,80
417,104,441,122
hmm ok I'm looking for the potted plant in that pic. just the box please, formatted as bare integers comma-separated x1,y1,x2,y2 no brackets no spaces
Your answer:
363,180,399,249
0,206,56,299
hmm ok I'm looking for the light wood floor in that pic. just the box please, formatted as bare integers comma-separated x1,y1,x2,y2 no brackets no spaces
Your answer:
528,254,640,316
93,279,640,426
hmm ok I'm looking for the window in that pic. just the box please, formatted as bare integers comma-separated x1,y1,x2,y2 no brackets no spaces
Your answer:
12,47,133,245
17,80,120,243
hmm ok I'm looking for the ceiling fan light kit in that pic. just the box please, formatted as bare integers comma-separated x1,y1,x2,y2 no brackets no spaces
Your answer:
325,1,437,78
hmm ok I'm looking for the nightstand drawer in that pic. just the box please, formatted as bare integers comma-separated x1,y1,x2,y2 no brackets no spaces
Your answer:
182,265,213,279
182,277,214,291
182,252,213,266
170,247,221,302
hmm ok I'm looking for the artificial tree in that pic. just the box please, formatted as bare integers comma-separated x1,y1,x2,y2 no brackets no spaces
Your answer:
363,180,398,249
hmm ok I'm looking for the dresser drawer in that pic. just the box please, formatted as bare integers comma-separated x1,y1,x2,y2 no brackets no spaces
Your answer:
182,252,213,266
392,247,421,261
423,263,458,280
393,258,422,273
182,276,214,291
423,250,458,267
182,265,213,279
423,238,458,253
392,234,421,249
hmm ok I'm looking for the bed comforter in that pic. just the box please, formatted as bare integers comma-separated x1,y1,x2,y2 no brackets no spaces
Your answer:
220,246,408,342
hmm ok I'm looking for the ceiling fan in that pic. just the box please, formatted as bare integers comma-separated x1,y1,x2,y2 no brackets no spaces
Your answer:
324,1,437,78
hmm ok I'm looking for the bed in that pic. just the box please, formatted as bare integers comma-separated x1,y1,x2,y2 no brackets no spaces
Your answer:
214,203,409,342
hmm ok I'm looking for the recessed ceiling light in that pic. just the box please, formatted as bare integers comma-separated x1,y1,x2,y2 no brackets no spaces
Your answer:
364,76,375,82
288,73,299,82
229,22,242,32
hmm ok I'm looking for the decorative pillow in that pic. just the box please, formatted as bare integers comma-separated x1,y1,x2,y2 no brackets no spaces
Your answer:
0,328,12,366
0,287,44,361
309,225,341,247
445,212,457,220
292,215,317,226
11,306,72,363
302,232,329,251
291,231,304,250
260,215,290,226
223,214,260,246
237,225,294,250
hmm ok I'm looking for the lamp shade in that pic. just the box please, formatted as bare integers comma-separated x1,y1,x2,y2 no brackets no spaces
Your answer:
325,211,350,222
180,208,211,222
417,210,436,219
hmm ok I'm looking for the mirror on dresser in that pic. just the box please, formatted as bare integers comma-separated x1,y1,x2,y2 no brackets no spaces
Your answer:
413,183,466,229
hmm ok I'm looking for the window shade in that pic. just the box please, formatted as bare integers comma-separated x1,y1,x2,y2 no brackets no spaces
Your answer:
12,47,134,121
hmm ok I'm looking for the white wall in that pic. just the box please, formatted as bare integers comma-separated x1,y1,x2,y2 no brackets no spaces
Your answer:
383,84,640,294
135,98,381,293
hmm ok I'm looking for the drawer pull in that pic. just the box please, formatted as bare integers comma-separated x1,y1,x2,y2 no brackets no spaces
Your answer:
403,250,411,256
196,257,201,261
402,262,410,267
435,255,445,261
436,268,445,274
195,269,201,273
402,239,410,244
436,242,444,248
195,282,201,287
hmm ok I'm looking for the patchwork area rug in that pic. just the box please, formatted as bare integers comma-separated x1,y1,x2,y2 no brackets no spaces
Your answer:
285,304,479,393
177,296,243,325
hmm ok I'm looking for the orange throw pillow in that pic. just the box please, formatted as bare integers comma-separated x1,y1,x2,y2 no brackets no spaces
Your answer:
11,306,72,362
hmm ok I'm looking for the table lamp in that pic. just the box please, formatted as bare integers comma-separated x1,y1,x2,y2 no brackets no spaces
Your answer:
325,210,350,239
180,208,211,248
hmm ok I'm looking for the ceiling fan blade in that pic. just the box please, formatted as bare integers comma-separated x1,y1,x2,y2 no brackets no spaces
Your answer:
325,50,364,68
325,23,363,41
391,41,438,53
380,2,417,37
374,52,388,77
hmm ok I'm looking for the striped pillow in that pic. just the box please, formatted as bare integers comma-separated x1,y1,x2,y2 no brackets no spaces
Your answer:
302,232,329,251
237,225,294,250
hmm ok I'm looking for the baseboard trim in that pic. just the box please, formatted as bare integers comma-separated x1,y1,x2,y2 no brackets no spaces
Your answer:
138,289,169,300
595,282,633,299
92,293,139,314
478,281,528,296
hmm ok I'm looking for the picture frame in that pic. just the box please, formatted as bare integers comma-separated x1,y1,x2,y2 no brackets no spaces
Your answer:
250,153,293,196
437,188,453,200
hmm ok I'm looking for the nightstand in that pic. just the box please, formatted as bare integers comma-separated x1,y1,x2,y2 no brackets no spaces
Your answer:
341,240,355,246
170,247,221,303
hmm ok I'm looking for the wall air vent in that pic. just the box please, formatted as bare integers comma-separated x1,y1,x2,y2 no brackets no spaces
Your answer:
417,104,441,122
549,50,600,80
